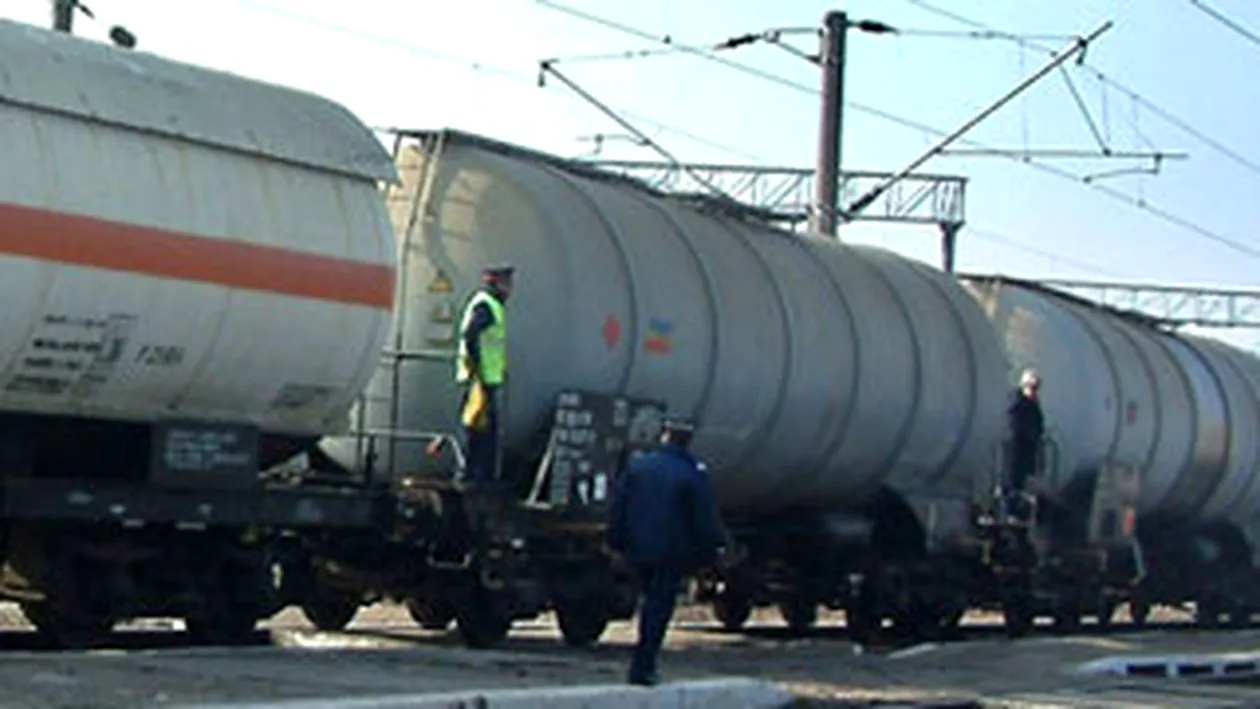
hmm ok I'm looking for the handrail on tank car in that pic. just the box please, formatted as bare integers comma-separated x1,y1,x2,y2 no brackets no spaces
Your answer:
381,348,456,362
344,345,467,486
992,435,1058,489
1038,434,1060,488
989,434,1057,518
349,428,466,488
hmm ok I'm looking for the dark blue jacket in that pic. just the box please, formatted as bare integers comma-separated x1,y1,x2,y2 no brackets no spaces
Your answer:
1006,389,1044,457
606,443,725,571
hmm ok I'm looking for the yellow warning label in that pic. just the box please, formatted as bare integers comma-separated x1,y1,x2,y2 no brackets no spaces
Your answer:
427,269,453,293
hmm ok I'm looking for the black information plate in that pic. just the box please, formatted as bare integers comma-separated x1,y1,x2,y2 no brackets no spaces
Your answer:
544,390,665,509
149,420,260,491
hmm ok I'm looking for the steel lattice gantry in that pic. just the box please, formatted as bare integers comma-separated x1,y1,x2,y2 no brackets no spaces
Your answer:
1031,279,1260,330
584,160,968,270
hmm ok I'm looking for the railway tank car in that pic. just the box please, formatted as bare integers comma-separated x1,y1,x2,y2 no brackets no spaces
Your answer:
0,20,397,646
322,129,1009,515
305,128,1015,645
294,128,1259,647
963,276,1260,627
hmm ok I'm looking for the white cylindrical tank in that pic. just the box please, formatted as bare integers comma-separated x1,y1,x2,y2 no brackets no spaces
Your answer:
322,131,1010,516
0,21,397,439
962,277,1260,527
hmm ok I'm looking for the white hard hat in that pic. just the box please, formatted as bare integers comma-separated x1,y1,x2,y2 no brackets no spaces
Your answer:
1020,369,1041,387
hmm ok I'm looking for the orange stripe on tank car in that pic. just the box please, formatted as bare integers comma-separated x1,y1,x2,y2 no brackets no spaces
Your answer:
0,201,395,310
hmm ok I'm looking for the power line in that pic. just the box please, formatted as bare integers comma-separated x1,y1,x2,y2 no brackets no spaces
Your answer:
965,227,1123,277
535,0,1260,261
901,0,1260,178
893,28,1083,42
1187,0,1260,50
550,26,1086,65
227,0,765,162
229,0,530,80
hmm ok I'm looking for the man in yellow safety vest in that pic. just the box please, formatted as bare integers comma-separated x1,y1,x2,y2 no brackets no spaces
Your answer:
455,263,514,484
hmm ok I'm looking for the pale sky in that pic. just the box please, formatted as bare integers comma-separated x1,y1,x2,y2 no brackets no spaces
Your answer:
5,0,1260,348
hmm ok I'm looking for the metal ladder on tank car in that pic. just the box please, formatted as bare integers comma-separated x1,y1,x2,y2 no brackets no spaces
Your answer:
981,435,1059,528
354,128,517,496
343,348,468,488
329,129,462,488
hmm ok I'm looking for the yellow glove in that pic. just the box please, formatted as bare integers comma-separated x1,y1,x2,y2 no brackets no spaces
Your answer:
462,380,492,431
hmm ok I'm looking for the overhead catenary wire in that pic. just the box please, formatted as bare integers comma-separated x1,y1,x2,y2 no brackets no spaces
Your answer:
228,0,1260,261
901,0,1260,178
966,227,1124,277
846,21,1114,218
1187,0,1260,50
548,25,1086,65
227,0,767,163
534,0,1260,261
218,0,1201,278
537,60,741,204
235,0,1111,271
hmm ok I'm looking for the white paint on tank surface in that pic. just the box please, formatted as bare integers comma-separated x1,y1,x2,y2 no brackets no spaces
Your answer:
323,131,1010,516
964,277,1260,528
0,21,397,437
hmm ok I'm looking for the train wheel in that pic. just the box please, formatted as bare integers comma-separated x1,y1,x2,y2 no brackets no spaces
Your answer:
1051,607,1082,635
455,586,512,649
185,585,261,646
887,585,967,642
300,587,360,632
456,609,511,649
1001,588,1035,638
184,550,268,646
778,598,817,636
846,581,883,645
20,602,113,650
903,603,966,642
1226,600,1250,630
1129,599,1151,628
185,613,257,646
1095,601,1116,631
929,607,967,642
1195,597,1223,629
556,598,609,648
712,593,753,631
406,596,455,631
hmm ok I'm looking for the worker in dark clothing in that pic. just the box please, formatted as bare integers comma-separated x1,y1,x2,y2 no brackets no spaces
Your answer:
606,416,725,687
454,264,514,484
1003,368,1044,519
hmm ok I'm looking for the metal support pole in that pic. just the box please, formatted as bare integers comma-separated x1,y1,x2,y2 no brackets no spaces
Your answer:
51,0,75,32
940,222,961,273
812,10,848,237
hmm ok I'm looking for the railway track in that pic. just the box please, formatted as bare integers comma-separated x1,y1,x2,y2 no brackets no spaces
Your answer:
0,602,1251,653
0,604,1257,709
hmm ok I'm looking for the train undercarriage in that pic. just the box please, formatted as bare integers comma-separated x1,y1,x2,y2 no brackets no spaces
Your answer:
282,391,1260,651
0,412,383,649
0,480,382,648
694,461,1260,643
0,394,1221,652
286,479,642,649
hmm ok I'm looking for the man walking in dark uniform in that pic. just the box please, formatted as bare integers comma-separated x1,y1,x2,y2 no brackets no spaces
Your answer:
454,264,514,485
1004,368,1045,520
606,416,725,686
